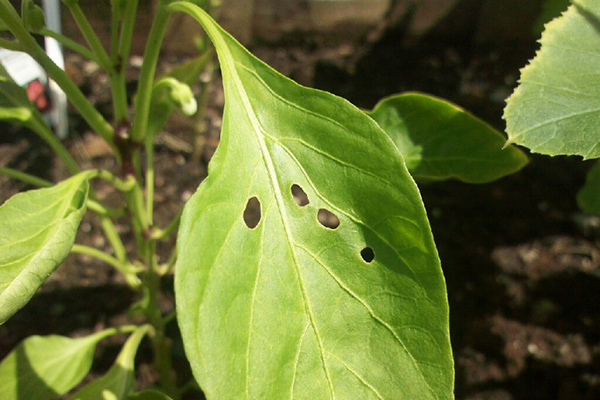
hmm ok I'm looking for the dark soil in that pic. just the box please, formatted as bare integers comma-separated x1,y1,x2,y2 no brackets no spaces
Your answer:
2,14,600,400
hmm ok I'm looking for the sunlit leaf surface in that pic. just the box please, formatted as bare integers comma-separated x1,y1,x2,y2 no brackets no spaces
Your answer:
0,173,91,324
68,326,149,400
504,0,600,158
0,331,111,400
173,4,453,399
368,93,528,183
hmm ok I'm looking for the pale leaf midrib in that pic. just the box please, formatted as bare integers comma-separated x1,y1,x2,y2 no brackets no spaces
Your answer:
210,25,336,399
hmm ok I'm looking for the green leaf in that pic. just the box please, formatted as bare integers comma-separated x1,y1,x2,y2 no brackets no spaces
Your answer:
21,0,46,33
0,64,34,122
128,389,174,400
0,330,118,400
504,0,600,159
532,0,571,36
172,4,453,400
0,172,91,324
168,50,213,87
367,92,528,183
577,161,600,213
68,325,150,400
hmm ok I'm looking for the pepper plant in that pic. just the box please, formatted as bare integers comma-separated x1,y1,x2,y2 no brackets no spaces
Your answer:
0,1,527,399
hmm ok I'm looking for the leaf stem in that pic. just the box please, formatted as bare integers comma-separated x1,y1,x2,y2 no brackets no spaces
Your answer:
88,169,137,192
64,2,113,72
131,1,172,143
27,113,81,174
87,200,126,218
39,28,98,62
100,214,128,262
71,244,141,288
0,37,23,51
145,134,155,224
150,210,181,240
0,167,52,187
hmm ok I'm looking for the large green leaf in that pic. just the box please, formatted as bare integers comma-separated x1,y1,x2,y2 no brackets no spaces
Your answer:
504,0,600,159
0,329,118,400
68,325,149,400
367,92,528,183
172,3,453,399
0,172,91,324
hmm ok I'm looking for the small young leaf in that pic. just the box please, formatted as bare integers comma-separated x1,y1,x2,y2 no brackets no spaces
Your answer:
22,0,46,33
147,52,212,138
577,161,600,214
68,325,150,400
0,330,116,400
128,389,174,400
504,0,600,159
368,92,528,183
173,4,453,399
0,172,92,324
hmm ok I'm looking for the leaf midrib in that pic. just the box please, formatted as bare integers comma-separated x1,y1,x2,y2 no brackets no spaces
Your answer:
210,26,336,399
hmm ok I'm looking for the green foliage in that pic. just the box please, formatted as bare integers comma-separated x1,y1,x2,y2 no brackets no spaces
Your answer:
0,0,533,398
21,0,45,33
0,330,114,400
68,326,149,400
532,0,571,36
172,4,453,399
504,0,600,159
368,92,528,183
0,173,91,325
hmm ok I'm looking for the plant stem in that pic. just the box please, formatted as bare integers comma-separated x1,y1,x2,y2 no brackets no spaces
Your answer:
0,167,52,187
39,28,98,62
64,2,113,72
72,244,141,288
0,0,115,145
112,0,140,123
88,169,137,192
87,200,125,218
151,210,181,240
0,37,24,51
27,113,81,174
100,214,127,262
145,134,155,223
131,1,172,144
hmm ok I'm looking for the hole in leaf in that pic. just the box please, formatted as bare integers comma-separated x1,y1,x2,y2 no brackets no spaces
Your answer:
291,184,309,206
243,196,261,229
360,247,375,263
318,208,340,229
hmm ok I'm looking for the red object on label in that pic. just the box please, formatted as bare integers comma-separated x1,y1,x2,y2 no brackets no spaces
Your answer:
26,79,50,111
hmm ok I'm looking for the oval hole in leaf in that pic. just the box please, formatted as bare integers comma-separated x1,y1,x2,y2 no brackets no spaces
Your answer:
360,247,375,263
291,184,309,207
243,196,261,229
317,208,340,229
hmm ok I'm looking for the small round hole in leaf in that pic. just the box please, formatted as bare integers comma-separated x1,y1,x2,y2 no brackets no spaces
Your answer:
360,247,375,263
318,208,340,229
291,184,309,206
243,196,261,229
